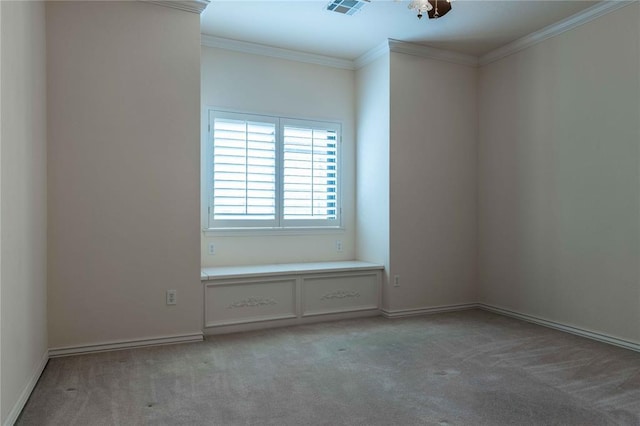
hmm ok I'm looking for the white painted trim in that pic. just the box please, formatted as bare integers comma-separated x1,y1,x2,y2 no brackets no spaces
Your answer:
199,0,633,71
478,304,640,353
381,303,478,318
479,1,635,66
200,35,481,70
48,332,204,358
302,306,379,318
201,35,356,70
204,276,298,328
207,313,299,328
143,0,210,14
354,40,390,69
204,226,346,238
388,39,478,67
204,309,381,335
3,351,49,426
201,261,384,281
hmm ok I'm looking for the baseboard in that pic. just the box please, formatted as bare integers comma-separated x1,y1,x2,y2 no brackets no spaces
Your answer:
48,332,204,358
3,351,49,426
205,309,381,336
381,303,479,318
478,303,640,353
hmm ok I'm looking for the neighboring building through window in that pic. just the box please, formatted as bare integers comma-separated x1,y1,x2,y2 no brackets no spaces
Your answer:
206,110,341,230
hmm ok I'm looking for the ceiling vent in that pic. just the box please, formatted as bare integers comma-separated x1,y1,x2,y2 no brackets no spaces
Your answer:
326,0,370,16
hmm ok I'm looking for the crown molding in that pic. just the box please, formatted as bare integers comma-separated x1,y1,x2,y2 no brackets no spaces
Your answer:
200,36,479,71
354,41,390,69
201,35,356,70
479,0,635,66
144,0,210,14
388,39,479,67
201,1,631,71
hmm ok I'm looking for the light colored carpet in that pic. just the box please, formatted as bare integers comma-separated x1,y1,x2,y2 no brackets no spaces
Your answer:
17,310,640,425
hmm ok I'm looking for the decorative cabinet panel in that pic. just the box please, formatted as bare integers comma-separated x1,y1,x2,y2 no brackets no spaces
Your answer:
202,262,383,333
302,273,379,317
205,278,297,327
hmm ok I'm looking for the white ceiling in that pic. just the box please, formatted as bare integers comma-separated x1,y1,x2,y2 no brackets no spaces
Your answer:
200,0,600,59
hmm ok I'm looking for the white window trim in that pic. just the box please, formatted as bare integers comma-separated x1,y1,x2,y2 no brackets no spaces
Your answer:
202,226,345,237
203,108,343,234
207,111,280,229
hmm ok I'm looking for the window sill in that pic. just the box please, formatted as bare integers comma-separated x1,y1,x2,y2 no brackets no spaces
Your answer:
201,260,384,281
203,226,345,237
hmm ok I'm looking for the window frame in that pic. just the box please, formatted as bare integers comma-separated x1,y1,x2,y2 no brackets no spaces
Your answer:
204,109,343,233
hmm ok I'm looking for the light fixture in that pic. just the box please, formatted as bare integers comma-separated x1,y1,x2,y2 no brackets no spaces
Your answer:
408,0,452,20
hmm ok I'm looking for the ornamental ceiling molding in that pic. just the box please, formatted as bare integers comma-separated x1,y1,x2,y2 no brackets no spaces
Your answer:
478,0,634,66
388,39,478,67
353,40,390,69
144,0,210,15
200,0,634,70
201,35,356,70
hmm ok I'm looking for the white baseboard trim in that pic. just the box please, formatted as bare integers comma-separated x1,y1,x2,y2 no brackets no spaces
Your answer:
48,332,204,358
3,351,49,426
478,303,640,353
381,303,478,319
205,309,381,336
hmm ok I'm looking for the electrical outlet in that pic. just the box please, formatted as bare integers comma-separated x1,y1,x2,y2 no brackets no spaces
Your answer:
336,240,343,252
208,243,215,255
393,275,400,287
166,290,177,305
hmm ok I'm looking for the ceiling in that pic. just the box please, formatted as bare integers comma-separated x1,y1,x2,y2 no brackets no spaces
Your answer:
200,0,600,60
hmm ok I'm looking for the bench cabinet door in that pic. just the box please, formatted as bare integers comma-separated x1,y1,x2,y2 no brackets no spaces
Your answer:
205,277,297,327
301,271,380,317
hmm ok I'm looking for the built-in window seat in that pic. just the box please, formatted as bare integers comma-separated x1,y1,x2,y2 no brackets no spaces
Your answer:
201,261,384,335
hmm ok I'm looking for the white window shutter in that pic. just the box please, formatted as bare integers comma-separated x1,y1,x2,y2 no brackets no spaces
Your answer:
282,120,340,227
210,112,277,227
208,111,341,230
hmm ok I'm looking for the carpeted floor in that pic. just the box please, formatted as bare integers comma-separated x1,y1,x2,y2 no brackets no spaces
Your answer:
17,310,640,425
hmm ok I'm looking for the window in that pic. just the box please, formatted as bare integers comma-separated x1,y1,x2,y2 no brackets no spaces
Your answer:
206,110,341,230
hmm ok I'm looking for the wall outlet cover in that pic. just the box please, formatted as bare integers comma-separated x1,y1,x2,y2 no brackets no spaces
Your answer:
166,290,177,305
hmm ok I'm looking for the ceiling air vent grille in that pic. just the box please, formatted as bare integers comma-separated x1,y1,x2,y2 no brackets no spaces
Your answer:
326,0,370,16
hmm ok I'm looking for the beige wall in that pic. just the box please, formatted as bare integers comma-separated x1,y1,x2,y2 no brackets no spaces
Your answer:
478,3,640,343
355,53,391,309
47,1,202,349
1,1,48,423
0,2,3,416
200,47,356,266
388,52,478,311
